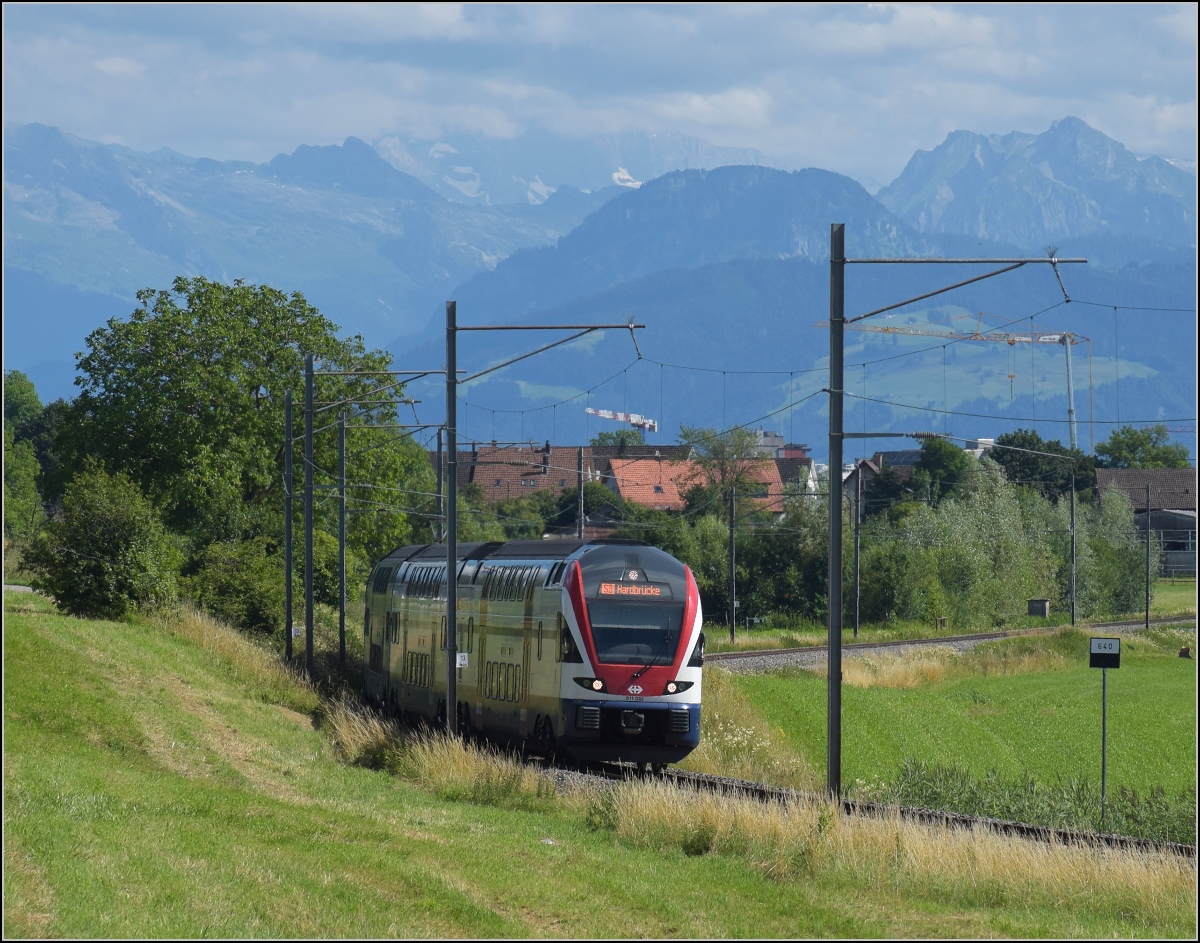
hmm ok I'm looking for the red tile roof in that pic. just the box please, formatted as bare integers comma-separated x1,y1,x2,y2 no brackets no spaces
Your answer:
608,458,786,514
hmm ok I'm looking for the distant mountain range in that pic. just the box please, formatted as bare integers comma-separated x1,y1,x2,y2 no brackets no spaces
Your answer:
374,127,766,206
3,117,1195,461
878,116,1195,252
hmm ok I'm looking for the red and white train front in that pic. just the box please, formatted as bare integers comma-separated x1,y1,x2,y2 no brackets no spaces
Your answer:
558,543,703,763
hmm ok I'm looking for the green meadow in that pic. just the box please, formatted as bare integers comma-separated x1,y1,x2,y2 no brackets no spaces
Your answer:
4,591,1195,938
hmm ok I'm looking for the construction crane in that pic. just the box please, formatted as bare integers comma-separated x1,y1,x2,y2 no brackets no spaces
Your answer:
818,312,1091,451
585,407,658,433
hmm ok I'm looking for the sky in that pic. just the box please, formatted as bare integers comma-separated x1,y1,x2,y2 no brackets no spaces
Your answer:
3,3,1196,191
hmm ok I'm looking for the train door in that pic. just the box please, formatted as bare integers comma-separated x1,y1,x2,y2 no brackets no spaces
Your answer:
520,633,532,738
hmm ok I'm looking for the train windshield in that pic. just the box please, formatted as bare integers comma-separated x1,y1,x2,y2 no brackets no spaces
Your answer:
586,599,685,666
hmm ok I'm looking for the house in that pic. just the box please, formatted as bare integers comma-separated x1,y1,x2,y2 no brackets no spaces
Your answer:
606,456,787,518
1095,467,1197,576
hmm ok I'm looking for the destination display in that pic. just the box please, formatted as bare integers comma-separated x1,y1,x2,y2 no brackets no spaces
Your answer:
597,582,670,598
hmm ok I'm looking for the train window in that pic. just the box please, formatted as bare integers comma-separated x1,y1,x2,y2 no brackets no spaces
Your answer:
560,613,583,663
537,621,543,660
468,616,474,652
440,616,446,650
515,666,522,701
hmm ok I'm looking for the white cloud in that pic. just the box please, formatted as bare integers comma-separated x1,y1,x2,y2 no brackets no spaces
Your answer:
93,55,144,77
2,3,1194,183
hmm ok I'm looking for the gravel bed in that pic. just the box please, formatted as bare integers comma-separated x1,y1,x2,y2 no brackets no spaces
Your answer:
711,622,1197,674
712,637,1008,674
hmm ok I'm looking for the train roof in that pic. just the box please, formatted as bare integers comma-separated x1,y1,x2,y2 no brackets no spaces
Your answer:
371,537,648,568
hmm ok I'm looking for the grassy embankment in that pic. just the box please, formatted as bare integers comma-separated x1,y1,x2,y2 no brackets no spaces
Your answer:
708,577,1197,654
728,627,1196,840
5,589,1197,938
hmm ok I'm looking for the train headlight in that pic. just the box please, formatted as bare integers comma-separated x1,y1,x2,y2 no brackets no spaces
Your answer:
662,680,694,695
572,677,607,693
666,682,678,694
592,679,604,692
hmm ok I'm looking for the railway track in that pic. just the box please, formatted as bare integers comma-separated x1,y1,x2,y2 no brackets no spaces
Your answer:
565,761,1196,859
706,615,1196,667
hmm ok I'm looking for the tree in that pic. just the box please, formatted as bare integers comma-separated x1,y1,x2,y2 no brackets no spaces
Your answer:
591,428,646,451
1096,424,1191,469
910,436,971,504
676,424,768,515
991,429,1093,499
862,459,909,518
4,422,44,543
25,463,180,619
4,370,42,439
62,277,430,560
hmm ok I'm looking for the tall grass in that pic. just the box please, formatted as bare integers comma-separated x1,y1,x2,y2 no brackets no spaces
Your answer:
677,668,818,789
606,778,1193,924
336,727,1193,925
855,759,1197,845
151,605,319,714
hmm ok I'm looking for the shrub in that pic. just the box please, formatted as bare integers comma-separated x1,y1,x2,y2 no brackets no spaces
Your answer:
25,462,180,619
187,536,284,634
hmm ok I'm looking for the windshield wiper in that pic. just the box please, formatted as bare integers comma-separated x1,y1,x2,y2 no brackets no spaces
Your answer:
631,617,671,679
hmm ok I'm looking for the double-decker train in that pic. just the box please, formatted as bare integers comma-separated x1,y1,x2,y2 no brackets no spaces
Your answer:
363,539,704,767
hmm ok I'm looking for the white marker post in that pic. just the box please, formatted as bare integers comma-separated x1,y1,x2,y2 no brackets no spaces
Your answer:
1089,637,1121,826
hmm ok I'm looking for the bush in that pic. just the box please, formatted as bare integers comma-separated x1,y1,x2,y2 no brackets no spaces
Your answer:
187,536,285,634
25,463,180,619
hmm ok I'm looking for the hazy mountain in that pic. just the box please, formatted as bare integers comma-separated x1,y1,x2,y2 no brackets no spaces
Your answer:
441,164,938,332
374,127,768,205
2,123,621,399
396,159,1193,455
4,118,1194,454
877,117,1196,250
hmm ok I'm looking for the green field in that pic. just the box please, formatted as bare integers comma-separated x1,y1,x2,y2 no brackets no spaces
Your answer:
4,591,1195,938
731,629,1198,796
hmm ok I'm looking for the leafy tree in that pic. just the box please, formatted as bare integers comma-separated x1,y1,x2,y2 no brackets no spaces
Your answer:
862,459,910,518
910,436,971,504
3,370,42,439
25,462,180,619
62,276,430,560
991,429,1093,499
591,428,646,451
676,424,768,517
4,422,44,543
1096,424,1191,469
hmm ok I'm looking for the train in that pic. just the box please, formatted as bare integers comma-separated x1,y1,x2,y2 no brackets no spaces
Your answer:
363,538,704,767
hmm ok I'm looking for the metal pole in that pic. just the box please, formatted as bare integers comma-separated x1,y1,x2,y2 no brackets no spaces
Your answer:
436,427,444,542
1070,472,1077,627
446,301,458,735
1101,666,1108,826
338,410,347,668
827,222,845,800
577,446,585,539
304,353,315,678
1063,335,1078,451
284,389,293,663
1146,482,1151,630
728,486,736,644
854,465,862,638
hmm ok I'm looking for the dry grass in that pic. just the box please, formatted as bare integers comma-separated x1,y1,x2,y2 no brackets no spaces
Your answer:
605,778,1195,923
361,730,1193,925
321,695,405,767
813,643,1070,690
677,667,819,789
151,605,319,714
